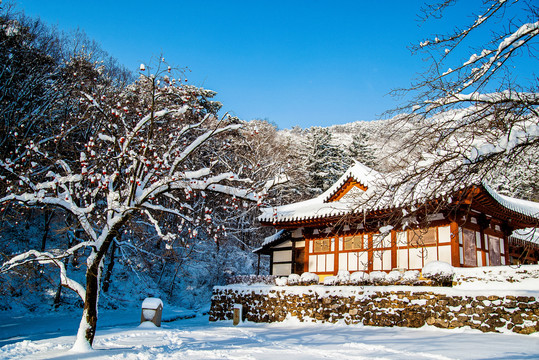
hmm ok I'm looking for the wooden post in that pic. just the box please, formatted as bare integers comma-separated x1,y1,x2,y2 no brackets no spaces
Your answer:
391,231,397,270
450,221,460,267
233,304,242,326
304,238,309,273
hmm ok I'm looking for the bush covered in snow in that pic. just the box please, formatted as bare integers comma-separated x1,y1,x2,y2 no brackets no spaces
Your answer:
350,271,369,285
401,270,420,284
300,272,319,285
369,271,386,285
336,270,351,285
275,277,288,286
323,276,338,286
422,261,454,286
386,270,403,283
227,275,277,285
287,274,301,285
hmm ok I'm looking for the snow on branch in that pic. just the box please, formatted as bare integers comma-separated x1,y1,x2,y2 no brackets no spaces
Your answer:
121,106,188,154
169,122,243,174
143,209,178,244
0,247,88,300
0,193,98,241
430,90,539,107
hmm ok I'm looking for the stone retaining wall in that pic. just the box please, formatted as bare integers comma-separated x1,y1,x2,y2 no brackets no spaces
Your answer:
209,286,538,334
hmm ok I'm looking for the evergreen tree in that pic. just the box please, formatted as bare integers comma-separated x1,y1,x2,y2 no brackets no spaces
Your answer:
348,131,376,168
302,127,347,194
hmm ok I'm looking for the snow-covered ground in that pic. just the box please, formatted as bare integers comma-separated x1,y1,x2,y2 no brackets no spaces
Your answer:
1,307,538,360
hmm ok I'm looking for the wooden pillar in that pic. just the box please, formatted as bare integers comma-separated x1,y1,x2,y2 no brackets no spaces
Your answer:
391,231,397,270
480,230,487,267
304,238,309,273
504,237,510,265
450,221,460,267
291,240,296,275
478,214,489,267
501,222,513,266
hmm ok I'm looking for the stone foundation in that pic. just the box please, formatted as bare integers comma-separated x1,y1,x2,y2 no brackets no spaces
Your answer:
210,286,538,334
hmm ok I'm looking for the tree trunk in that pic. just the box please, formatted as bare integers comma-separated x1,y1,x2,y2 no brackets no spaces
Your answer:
72,216,128,350
53,263,65,308
72,256,101,350
72,225,125,350
40,209,54,251
102,240,117,293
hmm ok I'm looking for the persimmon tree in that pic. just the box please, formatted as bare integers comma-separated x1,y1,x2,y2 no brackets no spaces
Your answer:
0,58,277,349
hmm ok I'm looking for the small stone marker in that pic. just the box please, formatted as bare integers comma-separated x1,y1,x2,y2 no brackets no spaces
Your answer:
141,297,163,327
233,304,242,326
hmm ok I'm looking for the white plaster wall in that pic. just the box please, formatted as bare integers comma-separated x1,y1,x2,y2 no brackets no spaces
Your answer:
326,254,334,272
382,234,391,248
397,249,408,269
363,235,369,249
438,226,450,243
358,252,369,271
272,263,291,276
317,254,326,272
339,253,348,270
396,232,407,246
423,247,438,266
309,255,317,272
373,251,383,271
438,245,452,264
273,250,292,262
347,252,358,271
383,250,392,271
274,240,293,249
409,248,423,269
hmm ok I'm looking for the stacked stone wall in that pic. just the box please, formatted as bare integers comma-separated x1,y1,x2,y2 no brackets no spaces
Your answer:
209,286,538,335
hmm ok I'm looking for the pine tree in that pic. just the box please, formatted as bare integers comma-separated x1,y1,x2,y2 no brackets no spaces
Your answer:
348,131,376,168
302,127,347,194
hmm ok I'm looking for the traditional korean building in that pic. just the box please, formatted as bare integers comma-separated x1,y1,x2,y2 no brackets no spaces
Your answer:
256,162,539,278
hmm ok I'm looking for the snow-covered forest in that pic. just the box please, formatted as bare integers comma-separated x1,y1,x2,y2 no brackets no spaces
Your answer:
0,0,537,353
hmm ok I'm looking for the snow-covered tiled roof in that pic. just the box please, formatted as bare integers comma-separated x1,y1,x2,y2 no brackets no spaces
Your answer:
510,228,539,245
258,162,387,224
322,161,380,202
259,161,539,225
261,229,286,247
483,183,539,221
252,230,288,253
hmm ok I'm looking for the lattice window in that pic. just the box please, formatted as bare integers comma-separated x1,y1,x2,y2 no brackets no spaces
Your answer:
313,238,330,253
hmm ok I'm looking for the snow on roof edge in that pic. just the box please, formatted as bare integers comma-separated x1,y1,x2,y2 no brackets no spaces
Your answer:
321,161,379,202
482,182,539,220
510,228,539,244
261,229,286,247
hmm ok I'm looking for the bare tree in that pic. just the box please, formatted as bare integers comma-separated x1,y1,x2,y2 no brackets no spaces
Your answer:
382,0,538,207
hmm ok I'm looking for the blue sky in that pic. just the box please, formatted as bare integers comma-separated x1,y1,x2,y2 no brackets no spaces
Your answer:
13,1,485,128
